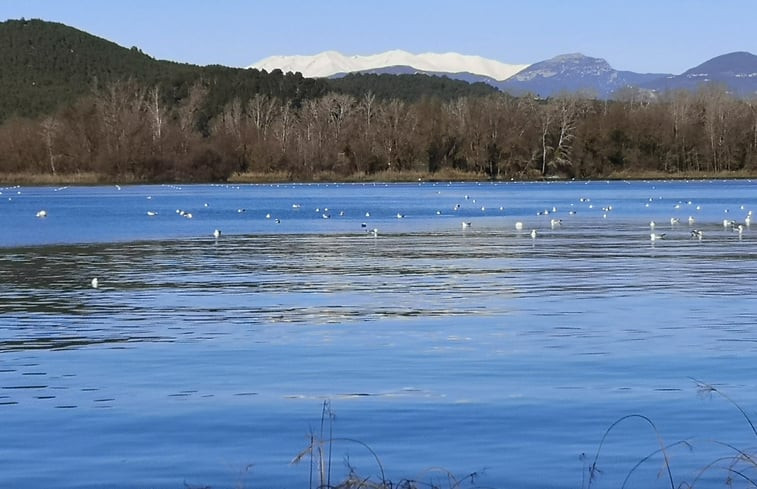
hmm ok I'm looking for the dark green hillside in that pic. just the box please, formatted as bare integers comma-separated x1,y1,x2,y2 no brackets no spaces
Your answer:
0,18,331,121
0,18,183,118
326,72,499,101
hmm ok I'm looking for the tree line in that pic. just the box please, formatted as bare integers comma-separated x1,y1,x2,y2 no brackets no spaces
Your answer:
1,78,756,182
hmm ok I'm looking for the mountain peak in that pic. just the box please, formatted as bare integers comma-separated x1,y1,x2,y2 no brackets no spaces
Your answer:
682,51,757,76
508,52,613,84
550,53,590,61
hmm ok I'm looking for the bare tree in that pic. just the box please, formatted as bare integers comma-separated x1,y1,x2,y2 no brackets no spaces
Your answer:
146,85,166,143
39,116,60,175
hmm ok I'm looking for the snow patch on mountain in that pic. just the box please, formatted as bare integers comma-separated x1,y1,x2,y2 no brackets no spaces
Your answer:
249,50,529,81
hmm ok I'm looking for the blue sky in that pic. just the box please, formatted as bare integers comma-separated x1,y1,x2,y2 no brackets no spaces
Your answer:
1,0,755,74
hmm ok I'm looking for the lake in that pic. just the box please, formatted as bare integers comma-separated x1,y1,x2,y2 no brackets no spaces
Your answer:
1,180,757,489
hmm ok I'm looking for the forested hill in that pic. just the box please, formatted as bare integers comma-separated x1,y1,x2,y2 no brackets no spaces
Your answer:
0,18,330,121
0,18,498,122
328,73,498,101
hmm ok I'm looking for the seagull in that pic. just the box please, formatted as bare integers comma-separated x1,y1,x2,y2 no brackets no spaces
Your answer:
690,229,703,240
530,229,537,239
687,216,695,225
649,221,656,229
650,233,666,241
213,229,221,239
670,217,680,225
515,222,524,230
396,213,405,219
91,278,99,289
147,211,157,216
461,221,471,229
237,208,246,213
371,228,379,237
550,218,562,228
36,210,47,218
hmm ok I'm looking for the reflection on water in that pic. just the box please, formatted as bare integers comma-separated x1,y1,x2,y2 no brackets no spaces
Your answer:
1,181,757,489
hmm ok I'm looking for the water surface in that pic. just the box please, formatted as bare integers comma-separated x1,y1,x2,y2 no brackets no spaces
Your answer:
2,180,757,488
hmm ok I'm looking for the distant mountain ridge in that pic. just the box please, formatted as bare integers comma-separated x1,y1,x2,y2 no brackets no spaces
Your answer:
250,50,530,81
642,51,757,96
253,49,757,99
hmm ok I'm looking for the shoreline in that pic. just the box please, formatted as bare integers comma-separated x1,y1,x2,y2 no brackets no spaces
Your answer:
1,168,755,186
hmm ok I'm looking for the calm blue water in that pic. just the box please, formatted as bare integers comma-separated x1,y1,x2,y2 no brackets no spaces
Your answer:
2,180,757,489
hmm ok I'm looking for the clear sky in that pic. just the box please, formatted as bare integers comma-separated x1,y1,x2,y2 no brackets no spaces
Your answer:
1,0,755,74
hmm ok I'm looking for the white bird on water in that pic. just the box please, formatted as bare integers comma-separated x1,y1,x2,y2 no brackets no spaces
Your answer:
213,229,221,239
690,229,703,240
91,278,99,289
36,210,47,218
515,221,524,231
530,229,537,239
650,233,666,241
461,221,471,229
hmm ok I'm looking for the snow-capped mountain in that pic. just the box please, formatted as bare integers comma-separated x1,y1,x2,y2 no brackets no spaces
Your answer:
642,51,757,96
497,53,669,98
250,50,529,81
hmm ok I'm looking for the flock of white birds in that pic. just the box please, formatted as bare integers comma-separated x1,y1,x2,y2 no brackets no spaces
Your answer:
17,181,754,290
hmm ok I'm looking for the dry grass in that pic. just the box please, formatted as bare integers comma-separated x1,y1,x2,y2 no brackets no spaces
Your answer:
604,169,756,180
230,168,488,184
292,401,482,489
584,379,757,489
0,171,105,185
5,167,757,186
